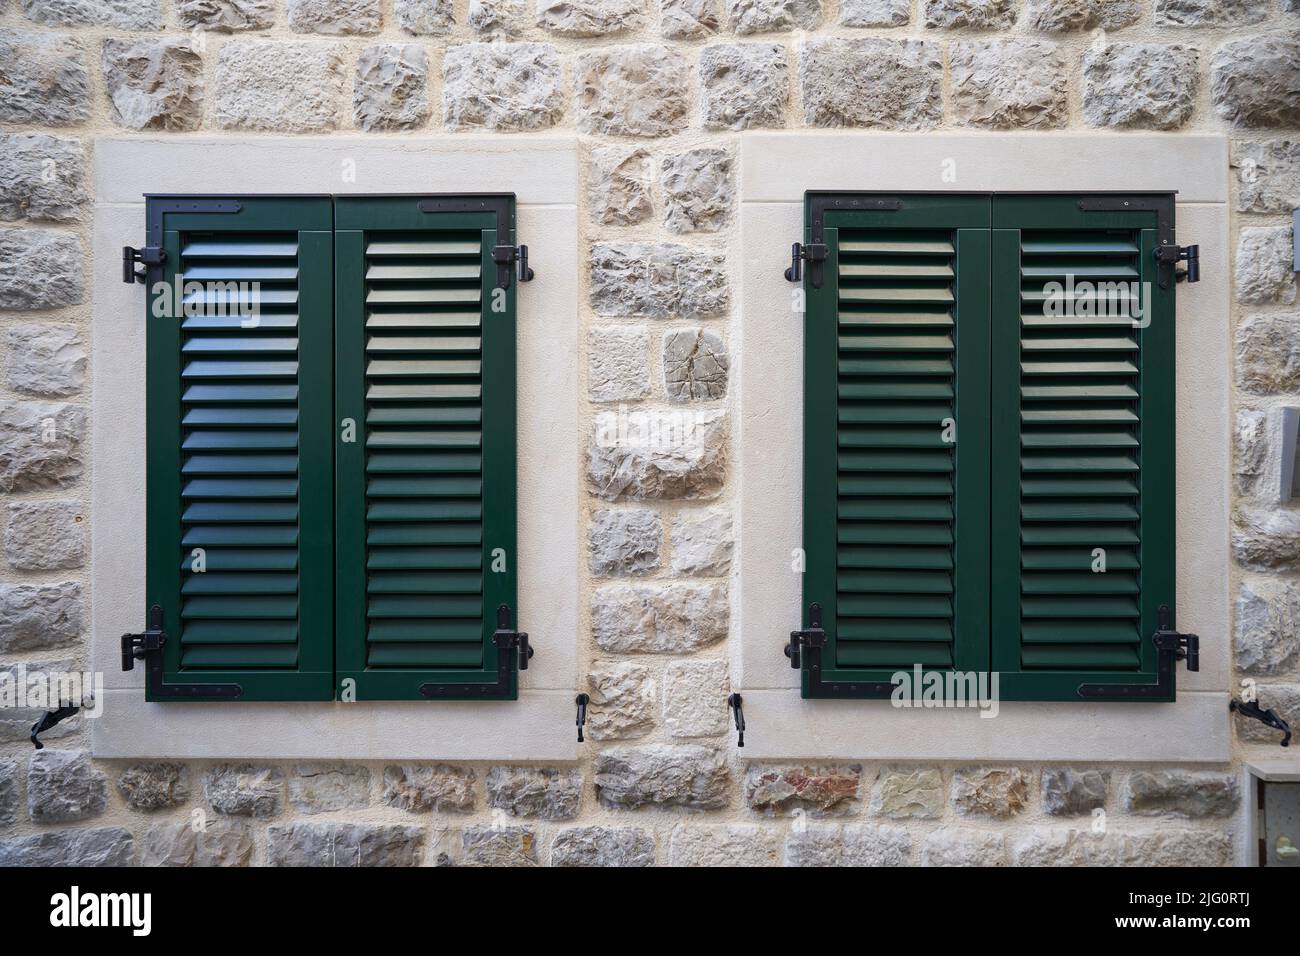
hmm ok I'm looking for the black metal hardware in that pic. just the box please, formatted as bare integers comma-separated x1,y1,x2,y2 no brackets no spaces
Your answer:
786,602,825,669
30,706,79,749
1231,697,1292,747
491,603,532,672
132,197,243,287
1155,243,1200,284
492,244,534,290
414,195,530,290
122,245,165,284
789,194,904,290
787,602,898,697
419,603,532,700
727,693,745,748
121,604,243,700
783,242,827,286
575,693,589,743
1077,604,1196,700
121,604,166,672
1075,195,1195,290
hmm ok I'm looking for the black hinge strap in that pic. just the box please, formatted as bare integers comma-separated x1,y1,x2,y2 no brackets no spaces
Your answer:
127,198,242,286
786,602,904,699
1077,604,1197,700
419,603,532,699
785,602,826,669
121,605,242,699
1076,196,1199,290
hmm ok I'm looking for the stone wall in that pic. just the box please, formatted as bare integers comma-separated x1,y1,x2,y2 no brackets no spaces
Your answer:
0,0,1297,866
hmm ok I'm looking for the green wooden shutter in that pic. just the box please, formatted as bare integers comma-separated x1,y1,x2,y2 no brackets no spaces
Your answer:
145,196,335,701
990,195,1176,701
799,195,991,698
334,196,519,701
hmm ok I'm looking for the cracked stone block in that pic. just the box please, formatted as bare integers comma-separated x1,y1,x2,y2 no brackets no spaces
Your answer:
663,328,728,402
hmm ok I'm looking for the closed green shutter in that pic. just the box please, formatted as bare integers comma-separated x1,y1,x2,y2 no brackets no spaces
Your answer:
334,196,519,700
991,195,1175,700
800,195,991,698
145,196,335,701
796,192,1181,702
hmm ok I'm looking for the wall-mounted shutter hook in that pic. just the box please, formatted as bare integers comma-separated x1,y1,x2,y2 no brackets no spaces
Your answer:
727,693,745,748
575,693,589,743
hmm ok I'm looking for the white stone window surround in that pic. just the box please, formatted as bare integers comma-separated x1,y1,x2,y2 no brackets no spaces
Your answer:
733,133,1232,763
90,137,579,760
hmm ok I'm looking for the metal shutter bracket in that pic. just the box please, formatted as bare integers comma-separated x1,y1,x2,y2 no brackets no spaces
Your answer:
121,604,244,699
122,198,243,284
1076,196,1199,289
784,196,904,288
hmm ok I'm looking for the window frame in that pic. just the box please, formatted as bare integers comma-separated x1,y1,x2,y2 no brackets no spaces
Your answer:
90,137,579,760
732,133,1231,762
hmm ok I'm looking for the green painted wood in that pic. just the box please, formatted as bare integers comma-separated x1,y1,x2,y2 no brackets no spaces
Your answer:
801,196,991,698
990,195,1176,700
334,197,518,700
145,196,334,701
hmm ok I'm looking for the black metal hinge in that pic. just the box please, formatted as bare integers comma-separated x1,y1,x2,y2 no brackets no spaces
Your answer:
1154,243,1200,285
784,242,827,287
1076,196,1199,290
491,244,534,290
787,193,904,288
121,604,242,700
785,602,826,669
122,245,165,284
491,603,532,671
786,602,910,698
419,604,533,700
1077,604,1197,700
128,197,242,287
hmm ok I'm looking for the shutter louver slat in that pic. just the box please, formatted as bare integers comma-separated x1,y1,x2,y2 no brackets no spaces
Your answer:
1015,229,1144,672
176,232,305,672
834,228,960,672
362,231,487,672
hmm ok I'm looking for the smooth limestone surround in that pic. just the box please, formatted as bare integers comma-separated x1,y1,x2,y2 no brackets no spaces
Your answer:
0,0,1297,867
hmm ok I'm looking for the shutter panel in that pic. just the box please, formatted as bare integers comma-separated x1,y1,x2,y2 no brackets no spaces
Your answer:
146,196,335,701
800,195,991,698
990,195,1176,701
334,196,519,700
